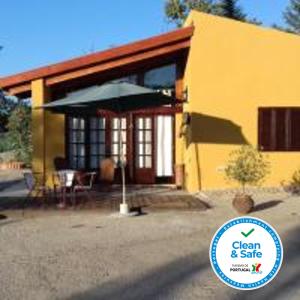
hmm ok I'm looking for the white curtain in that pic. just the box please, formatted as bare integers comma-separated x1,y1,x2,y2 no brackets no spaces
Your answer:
156,116,173,177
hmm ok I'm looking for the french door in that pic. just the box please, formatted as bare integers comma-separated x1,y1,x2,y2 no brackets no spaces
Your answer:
67,114,174,184
134,116,155,184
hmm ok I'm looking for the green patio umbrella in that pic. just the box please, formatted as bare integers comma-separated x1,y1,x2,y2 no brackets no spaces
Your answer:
42,82,174,113
41,82,176,215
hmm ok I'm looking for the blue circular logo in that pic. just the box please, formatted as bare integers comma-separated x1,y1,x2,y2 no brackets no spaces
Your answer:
209,217,283,290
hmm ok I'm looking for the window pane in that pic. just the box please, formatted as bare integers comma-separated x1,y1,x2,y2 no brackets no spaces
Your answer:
72,144,77,155
139,156,144,168
144,64,176,89
90,156,98,169
91,144,97,155
121,131,126,142
112,118,119,129
145,131,151,142
122,144,126,155
71,157,77,169
78,157,85,169
78,145,85,156
90,131,97,143
71,132,77,143
99,144,106,155
139,144,144,155
145,143,152,155
112,144,119,155
138,131,144,142
79,119,85,129
90,118,97,129
138,118,144,129
121,118,127,129
145,156,152,168
112,131,119,142
77,131,85,143
145,118,151,129
99,131,105,142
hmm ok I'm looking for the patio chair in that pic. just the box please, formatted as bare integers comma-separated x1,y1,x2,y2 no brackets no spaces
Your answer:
72,172,97,207
52,170,75,208
23,172,51,214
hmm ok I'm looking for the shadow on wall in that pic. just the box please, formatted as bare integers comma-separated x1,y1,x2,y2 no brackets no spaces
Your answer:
186,113,249,146
183,113,249,191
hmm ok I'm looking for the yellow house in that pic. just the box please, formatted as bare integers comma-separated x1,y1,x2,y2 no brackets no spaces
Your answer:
1,11,300,192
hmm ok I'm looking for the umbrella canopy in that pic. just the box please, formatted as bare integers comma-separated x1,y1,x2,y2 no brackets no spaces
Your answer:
41,82,175,113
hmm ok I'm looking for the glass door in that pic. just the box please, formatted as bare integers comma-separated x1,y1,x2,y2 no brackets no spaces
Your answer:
134,116,155,184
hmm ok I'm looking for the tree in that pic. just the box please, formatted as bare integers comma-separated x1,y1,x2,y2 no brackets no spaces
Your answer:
217,0,246,20
224,145,270,193
165,0,260,27
0,91,17,132
7,104,32,166
165,0,216,27
284,0,300,34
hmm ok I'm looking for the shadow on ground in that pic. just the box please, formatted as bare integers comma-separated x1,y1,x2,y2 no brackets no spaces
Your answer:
0,179,24,192
228,225,300,300
68,252,210,300
252,200,283,213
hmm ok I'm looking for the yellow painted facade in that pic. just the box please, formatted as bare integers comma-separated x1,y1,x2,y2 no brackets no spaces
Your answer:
181,11,300,191
29,11,300,191
31,79,65,185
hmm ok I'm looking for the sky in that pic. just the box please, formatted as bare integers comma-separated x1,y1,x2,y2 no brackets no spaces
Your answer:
0,0,290,77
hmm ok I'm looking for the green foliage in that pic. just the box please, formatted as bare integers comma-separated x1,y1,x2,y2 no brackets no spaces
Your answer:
225,145,270,192
164,0,260,27
284,0,300,34
7,104,32,166
217,0,246,20
0,90,17,132
0,133,14,153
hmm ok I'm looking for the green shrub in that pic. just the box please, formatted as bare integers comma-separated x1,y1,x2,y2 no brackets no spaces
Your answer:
0,133,14,152
7,104,32,166
225,145,270,193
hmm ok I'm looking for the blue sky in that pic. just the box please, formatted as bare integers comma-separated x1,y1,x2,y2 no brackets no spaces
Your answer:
0,0,290,77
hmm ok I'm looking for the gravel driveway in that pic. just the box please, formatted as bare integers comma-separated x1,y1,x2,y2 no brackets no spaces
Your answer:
0,190,299,300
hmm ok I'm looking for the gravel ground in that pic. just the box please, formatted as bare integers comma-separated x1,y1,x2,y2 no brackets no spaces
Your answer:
0,190,300,300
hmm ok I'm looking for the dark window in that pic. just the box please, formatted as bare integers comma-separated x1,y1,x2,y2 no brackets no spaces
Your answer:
68,117,86,169
259,108,300,151
89,117,106,169
144,64,176,98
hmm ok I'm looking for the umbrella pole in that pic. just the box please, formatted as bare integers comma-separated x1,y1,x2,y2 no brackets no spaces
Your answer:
118,118,129,215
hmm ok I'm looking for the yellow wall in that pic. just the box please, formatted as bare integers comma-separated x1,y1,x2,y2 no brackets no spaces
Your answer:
31,79,65,185
182,11,300,192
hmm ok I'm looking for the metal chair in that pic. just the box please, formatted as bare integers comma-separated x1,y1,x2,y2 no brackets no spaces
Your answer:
52,170,75,208
23,172,51,214
72,172,96,207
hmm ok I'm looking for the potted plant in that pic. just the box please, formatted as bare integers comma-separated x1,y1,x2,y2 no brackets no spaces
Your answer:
225,145,270,214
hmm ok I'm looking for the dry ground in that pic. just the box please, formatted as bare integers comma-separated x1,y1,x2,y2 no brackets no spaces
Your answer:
0,186,299,300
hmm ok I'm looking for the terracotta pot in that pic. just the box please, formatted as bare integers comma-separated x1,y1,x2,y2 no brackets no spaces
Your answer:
232,194,254,214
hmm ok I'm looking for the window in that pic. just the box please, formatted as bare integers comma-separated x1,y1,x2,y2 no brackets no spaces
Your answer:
89,117,106,169
258,108,300,151
144,64,176,89
68,117,86,169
